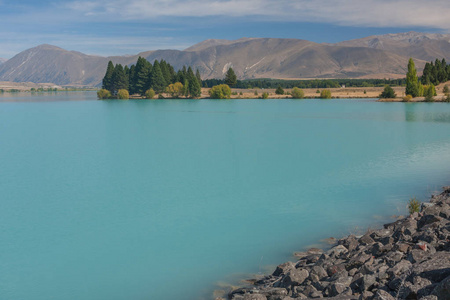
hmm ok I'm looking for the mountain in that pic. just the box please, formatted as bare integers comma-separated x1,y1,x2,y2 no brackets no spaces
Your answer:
0,58,6,65
337,32,450,62
0,32,448,86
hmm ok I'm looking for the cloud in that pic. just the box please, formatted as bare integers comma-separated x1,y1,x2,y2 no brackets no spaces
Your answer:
64,0,450,29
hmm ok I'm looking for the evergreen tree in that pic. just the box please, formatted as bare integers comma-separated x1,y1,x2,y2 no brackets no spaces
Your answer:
111,64,128,94
151,60,167,93
405,58,419,97
168,65,176,84
102,61,115,91
195,69,202,87
159,60,172,86
129,65,136,94
124,65,130,90
224,67,237,86
186,67,201,98
134,57,152,95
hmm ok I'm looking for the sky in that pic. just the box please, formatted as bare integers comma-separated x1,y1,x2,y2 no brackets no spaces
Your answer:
1,0,450,59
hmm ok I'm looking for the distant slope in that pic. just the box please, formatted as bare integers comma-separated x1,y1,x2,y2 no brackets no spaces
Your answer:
0,32,446,86
0,58,6,65
337,31,450,62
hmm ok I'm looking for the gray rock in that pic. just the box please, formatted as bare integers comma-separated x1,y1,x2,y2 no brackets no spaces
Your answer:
361,274,377,291
373,289,395,300
387,259,412,277
359,234,375,245
310,265,328,280
273,262,295,276
243,294,267,300
413,252,450,282
281,269,309,287
431,275,450,300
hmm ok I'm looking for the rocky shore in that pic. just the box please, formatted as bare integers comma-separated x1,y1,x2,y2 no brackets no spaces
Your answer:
226,187,450,300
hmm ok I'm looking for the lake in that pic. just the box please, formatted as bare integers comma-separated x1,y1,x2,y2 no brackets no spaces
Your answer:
1,92,450,300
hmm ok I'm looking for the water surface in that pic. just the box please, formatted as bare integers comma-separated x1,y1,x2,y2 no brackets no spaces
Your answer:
1,92,450,300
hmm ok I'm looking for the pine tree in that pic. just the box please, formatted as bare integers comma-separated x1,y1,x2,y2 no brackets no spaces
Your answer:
195,69,202,87
134,57,152,95
102,61,115,91
224,67,237,86
151,60,167,93
405,58,419,97
111,64,128,94
159,60,172,86
128,65,136,94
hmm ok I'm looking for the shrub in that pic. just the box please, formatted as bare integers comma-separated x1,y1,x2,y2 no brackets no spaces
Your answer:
316,89,320,94
291,87,305,99
424,84,435,102
379,85,396,98
402,95,413,102
209,84,231,99
443,85,449,94
261,92,269,99
117,89,129,99
363,90,367,94
145,88,155,99
254,90,258,96
275,86,284,95
239,92,243,96
320,89,332,99
165,83,183,98
446,93,450,102
407,197,421,215
97,89,112,99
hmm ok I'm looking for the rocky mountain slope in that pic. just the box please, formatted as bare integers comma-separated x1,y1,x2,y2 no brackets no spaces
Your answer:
0,58,6,65
0,32,448,86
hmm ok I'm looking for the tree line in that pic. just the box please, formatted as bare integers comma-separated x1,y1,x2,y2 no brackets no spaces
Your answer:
203,78,407,89
100,57,202,98
421,58,450,86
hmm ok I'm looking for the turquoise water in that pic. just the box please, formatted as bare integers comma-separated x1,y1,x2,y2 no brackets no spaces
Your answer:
1,92,450,300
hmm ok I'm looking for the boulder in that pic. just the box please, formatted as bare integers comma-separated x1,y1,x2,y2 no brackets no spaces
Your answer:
413,252,450,282
273,262,295,277
373,289,396,300
432,275,450,300
280,269,309,287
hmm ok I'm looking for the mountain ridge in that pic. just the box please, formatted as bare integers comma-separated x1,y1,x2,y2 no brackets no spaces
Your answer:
0,32,448,86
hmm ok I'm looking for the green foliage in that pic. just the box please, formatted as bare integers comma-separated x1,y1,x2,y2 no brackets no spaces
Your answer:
316,89,320,93
187,66,201,98
407,198,421,215
224,67,237,87
320,89,332,99
406,58,419,97
443,85,449,94
402,95,412,102
133,57,152,95
166,82,184,98
421,58,450,86
102,61,115,91
445,93,450,102
261,92,269,99
151,60,167,93
254,90,258,96
275,86,285,95
117,89,129,99
291,87,304,99
145,88,155,99
379,85,396,98
424,84,436,102
97,89,112,99
209,84,231,99
111,64,128,94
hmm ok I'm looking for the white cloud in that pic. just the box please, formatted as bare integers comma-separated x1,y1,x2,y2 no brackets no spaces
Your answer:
64,0,450,29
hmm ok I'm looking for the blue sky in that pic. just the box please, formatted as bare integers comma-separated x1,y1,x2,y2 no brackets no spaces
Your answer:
1,0,449,59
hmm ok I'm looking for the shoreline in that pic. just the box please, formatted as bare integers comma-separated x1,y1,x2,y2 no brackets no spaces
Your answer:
222,187,450,300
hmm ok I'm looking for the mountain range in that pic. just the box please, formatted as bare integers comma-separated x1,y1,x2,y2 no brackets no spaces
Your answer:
0,32,449,87
0,58,7,65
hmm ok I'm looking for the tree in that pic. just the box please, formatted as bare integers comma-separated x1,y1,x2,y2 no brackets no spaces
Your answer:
117,89,129,99
379,85,396,98
166,82,184,98
320,89,332,99
291,87,304,99
97,89,112,99
195,69,202,87
444,85,449,94
424,84,435,102
209,84,231,99
134,57,152,95
224,67,237,86
111,64,128,94
151,60,167,93
275,86,285,95
187,67,201,98
102,61,115,91
406,58,419,97
145,88,155,99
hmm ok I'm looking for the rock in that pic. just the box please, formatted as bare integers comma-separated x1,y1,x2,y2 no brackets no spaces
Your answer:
359,234,375,245
413,252,450,282
309,291,323,298
361,274,377,291
431,275,450,300
387,259,412,277
359,291,374,299
310,265,328,280
327,245,348,258
280,269,309,287
418,215,442,228
329,283,346,297
266,288,288,297
419,296,438,300
307,248,323,255
373,289,395,300
273,262,295,276
327,264,346,277
243,294,267,300
395,243,410,253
